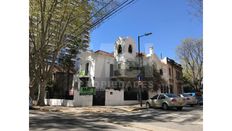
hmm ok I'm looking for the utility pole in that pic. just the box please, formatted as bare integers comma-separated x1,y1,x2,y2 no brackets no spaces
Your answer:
137,32,152,107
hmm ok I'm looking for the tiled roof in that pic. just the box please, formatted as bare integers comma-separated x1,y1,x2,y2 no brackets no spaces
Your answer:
95,50,114,57
166,57,182,68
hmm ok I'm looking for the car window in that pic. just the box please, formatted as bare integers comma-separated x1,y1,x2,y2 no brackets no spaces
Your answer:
151,95,158,99
165,93,178,98
183,94,191,97
158,95,165,99
189,93,196,96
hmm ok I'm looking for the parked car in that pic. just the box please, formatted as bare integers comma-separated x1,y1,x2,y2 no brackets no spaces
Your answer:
146,93,186,110
183,92,203,105
179,93,197,106
196,95,203,105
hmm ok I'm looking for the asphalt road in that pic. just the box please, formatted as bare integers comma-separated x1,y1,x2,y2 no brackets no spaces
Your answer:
30,105,203,131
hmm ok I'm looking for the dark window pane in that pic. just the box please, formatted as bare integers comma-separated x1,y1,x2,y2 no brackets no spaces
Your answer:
160,69,163,75
158,95,165,99
110,64,113,76
152,95,159,99
183,94,191,97
128,44,132,53
118,45,122,54
165,93,177,98
85,63,89,75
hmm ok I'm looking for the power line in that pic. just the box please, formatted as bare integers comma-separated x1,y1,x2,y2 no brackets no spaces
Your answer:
71,0,114,34
91,0,138,30
74,0,137,38
90,0,137,31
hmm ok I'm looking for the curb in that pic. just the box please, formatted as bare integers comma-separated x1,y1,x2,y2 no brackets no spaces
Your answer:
30,106,62,112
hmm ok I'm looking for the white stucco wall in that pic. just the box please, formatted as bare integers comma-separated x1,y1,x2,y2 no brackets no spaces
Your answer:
78,50,115,90
105,89,146,106
44,89,158,107
73,90,93,106
45,99,74,106
72,77,93,107
94,54,114,90
105,89,124,106
114,37,136,62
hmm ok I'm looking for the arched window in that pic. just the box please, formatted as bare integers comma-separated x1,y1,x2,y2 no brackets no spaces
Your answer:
118,44,122,54
159,69,163,75
85,63,89,75
128,44,132,53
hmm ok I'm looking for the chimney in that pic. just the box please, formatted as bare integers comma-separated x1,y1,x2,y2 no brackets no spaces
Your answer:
149,46,154,55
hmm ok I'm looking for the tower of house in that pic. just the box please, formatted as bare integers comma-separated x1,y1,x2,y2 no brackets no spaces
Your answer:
114,37,136,62
113,37,137,76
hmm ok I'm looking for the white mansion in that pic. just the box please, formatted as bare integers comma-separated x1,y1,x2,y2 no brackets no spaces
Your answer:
46,37,183,106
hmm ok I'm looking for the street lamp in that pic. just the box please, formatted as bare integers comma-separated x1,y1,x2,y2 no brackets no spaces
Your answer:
137,32,152,107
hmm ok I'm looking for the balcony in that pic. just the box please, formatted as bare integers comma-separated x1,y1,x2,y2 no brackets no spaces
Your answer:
113,69,138,78
112,66,153,79
79,70,90,78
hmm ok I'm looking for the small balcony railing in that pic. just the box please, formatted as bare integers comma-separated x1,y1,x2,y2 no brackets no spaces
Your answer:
113,69,138,77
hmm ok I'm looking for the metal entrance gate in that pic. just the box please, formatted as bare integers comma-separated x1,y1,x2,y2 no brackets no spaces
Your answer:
93,91,105,106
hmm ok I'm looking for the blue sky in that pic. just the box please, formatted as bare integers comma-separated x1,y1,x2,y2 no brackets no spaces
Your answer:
89,0,202,61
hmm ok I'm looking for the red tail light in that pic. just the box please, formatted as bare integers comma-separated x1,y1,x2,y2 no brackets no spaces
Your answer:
171,99,177,102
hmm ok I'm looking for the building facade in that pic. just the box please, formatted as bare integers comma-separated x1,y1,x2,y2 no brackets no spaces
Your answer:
45,36,183,106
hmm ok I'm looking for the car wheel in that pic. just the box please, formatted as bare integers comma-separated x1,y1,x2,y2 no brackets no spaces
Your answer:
162,103,168,110
177,107,183,111
190,104,194,107
146,102,151,109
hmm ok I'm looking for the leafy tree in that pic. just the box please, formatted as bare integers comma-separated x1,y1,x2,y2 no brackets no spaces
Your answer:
29,0,135,105
29,0,92,105
59,38,88,98
176,38,203,92
187,0,203,20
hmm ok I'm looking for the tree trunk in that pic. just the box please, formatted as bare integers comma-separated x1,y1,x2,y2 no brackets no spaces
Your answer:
29,85,36,100
67,68,70,96
37,81,46,106
36,83,40,104
29,77,38,100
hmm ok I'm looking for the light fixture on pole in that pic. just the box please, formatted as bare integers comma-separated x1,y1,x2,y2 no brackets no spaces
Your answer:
137,32,152,107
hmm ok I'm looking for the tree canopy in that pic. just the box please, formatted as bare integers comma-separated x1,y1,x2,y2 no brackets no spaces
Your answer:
176,38,203,91
29,0,136,105
187,0,203,20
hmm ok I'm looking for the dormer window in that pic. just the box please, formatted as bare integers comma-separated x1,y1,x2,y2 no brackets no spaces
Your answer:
128,44,132,53
118,44,122,54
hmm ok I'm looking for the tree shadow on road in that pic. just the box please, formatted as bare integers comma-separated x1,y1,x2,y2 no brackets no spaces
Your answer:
30,111,119,131
30,106,202,130
75,106,202,125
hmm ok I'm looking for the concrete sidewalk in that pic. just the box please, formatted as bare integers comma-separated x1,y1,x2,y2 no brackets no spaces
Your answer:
110,105,147,111
31,104,147,113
